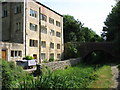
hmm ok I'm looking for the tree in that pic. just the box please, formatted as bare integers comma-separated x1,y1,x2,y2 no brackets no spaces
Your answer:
102,1,120,53
63,15,82,43
63,15,103,43
102,1,120,42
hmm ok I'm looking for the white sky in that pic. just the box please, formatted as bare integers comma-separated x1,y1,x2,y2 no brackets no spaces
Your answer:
37,0,116,35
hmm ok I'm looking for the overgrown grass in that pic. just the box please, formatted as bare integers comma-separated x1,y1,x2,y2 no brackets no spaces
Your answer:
1,60,33,88
51,64,99,88
18,64,100,88
88,65,113,88
1,60,113,89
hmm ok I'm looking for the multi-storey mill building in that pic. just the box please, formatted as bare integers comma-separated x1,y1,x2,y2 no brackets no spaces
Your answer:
0,0,64,63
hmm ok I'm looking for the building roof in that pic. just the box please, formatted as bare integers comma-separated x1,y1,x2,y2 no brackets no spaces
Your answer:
33,0,63,17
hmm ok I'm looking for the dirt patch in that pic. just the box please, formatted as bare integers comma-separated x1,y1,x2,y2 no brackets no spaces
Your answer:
111,64,120,89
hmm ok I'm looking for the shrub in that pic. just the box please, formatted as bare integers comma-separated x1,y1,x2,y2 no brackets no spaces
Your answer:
42,59,49,63
24,56,34,60
49,57,54,62
64,43,78,59
117,64,120,70
1,60,33,88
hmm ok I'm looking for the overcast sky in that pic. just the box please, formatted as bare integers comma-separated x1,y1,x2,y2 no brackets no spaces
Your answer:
37,0,116,35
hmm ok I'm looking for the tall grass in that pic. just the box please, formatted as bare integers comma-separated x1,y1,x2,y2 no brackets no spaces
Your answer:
2,60,111,89
18,64,99,89
1,60,33,88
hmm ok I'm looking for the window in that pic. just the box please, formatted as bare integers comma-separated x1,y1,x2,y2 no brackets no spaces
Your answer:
56,21,60,27
50,53,54,59
50,42,54,49
57,44,60,49
30,23,37,31
11,50,22,57
30,9,37,18
30,39,38,47
11,51,14,57
57,54,61,59
18,51,22,57
16,22,21,31
40,14,47,21
50,29,54,36
56,32,61,37
41,41,46,48
2,9,7,17
49,17,54,24
41,26,47,34
15,51,17,57
15,4,21,14
41,53,46,60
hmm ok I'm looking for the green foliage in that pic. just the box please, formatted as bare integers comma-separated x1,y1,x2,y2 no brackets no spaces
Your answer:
102,1,120,53
24,56,34,60
19,64,99,89
1,60,111,89
117,64,120,70
42,59,49,63
64,65,69,69
1,60,33,88
102,1,120,41
49,57,54,62
64,43,78,59
63,15,103,43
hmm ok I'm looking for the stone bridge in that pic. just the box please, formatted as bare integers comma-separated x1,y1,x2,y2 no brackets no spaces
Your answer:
66,42,119,60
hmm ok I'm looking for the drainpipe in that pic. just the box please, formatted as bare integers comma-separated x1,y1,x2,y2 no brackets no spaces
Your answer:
23,0,27,56
61,16,64,60
39,7,41,63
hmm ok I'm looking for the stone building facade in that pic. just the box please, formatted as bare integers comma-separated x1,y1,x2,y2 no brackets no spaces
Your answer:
0,0,64,63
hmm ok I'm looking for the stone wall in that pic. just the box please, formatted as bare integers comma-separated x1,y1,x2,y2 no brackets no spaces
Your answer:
41,58,81,71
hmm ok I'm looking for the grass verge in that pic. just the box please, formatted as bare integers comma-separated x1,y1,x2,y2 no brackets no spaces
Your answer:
88,65,113,88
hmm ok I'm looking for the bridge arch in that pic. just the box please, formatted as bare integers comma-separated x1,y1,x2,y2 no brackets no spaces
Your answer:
83,49,115,59
83,49,114,63
65,42,119,61
76,42,118,60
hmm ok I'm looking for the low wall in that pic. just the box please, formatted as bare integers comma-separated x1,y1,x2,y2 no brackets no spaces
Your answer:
41,58,81,71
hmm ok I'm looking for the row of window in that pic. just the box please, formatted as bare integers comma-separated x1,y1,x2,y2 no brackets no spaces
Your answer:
10,50,60,60
2,4,21,17
11,21,60,37
41,41,60,49
11,50,22,57
41,53,61,60
29,23,61,37
40,14,61,27
41,26,61,37
29,39,61,49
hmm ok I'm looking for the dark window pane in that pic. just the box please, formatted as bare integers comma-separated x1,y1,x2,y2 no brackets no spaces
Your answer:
11,51,14,57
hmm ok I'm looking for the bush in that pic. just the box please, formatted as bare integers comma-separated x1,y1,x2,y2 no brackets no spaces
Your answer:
64,43,78,59
42,59,49,63
24,56,34,60
117,64,120,70
1,60,33,88
49,57,54,62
